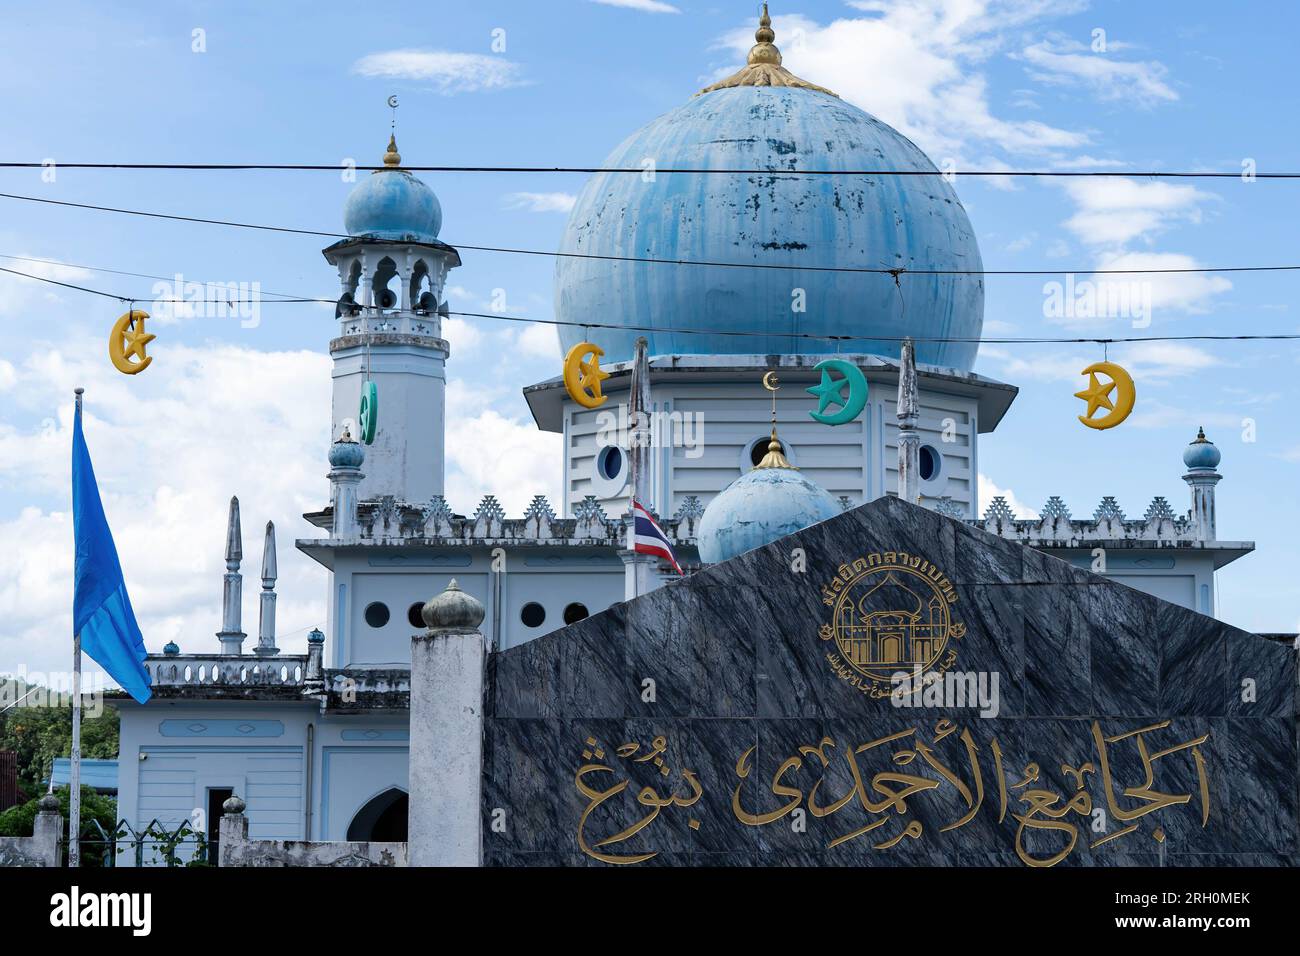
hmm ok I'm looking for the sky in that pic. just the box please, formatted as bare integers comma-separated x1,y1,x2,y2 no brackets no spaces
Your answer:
1,0,1298,688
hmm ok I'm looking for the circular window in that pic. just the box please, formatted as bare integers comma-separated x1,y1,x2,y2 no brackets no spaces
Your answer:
596,446,623,481
364,602,390,628
918,444,943,484
742,435,794,470
590,444,629,498
407,602,426,629
520,602,546,628
563,602,589,625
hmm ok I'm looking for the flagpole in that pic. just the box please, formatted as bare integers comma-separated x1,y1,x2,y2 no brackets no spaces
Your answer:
70,387,83,868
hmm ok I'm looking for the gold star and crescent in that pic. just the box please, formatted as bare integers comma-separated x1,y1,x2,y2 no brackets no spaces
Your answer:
1074,361,1135,430
108,309,155,375
563,342,611,409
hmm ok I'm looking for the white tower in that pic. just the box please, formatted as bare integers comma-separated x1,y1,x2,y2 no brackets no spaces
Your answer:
324,135,460,505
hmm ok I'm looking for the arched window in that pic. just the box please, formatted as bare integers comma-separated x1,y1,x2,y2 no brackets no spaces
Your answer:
346,787,408,842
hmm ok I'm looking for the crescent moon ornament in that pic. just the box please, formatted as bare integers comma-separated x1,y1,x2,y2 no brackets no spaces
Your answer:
761,371,779,391
359,381,378,444
806,358,868,425
108,309,155,375
563,342,610,409
387,94,399,109
1074,361,1135,430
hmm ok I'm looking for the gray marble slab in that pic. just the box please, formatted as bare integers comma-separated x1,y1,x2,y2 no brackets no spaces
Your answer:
485,497,1297,867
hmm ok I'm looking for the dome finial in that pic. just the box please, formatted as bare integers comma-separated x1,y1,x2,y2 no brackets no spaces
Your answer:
754,423,796,470
383,134,402,169
697,4,838,97
750,3,780,66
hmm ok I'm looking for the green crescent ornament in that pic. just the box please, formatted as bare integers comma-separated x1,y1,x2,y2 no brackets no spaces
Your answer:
359,381,378,445
807,358,868,425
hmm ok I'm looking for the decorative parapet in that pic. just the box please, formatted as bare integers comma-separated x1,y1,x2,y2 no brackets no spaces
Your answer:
973,494,1204,544
319,493,705,547
145,654,308,689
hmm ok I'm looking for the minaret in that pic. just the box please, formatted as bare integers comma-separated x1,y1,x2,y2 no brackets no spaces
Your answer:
216,496,246,655
324,133,460,504
1182,426,1222,542
256,520,279,657
896,337,921,504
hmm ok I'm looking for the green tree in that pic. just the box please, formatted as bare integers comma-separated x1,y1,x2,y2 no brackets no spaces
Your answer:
0,681,120,795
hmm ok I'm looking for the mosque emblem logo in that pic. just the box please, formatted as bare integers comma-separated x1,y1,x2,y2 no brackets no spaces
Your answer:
818,552,965,698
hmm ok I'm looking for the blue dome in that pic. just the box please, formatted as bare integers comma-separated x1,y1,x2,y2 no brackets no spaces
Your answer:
1183,428,1221,470
555,82,983,369
697,440,841,564
329,437,365,468
343,137,442,243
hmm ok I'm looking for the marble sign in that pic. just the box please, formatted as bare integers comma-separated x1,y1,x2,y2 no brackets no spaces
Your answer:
483,497,1297,867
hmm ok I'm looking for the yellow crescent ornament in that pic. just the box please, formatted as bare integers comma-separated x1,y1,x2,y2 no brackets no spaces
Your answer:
109,309,155,375
1074,361,1135,429
761,371,779,391
563,341,610,409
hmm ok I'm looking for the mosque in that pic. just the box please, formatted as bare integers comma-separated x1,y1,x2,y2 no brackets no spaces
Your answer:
109,8,1252,857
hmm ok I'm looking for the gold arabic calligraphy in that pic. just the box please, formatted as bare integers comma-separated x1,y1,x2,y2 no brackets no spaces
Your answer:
575,720,1210,867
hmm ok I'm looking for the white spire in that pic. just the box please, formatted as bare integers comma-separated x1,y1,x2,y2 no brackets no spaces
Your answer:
216,496,246,655
896,338,921,504
256,520,279,657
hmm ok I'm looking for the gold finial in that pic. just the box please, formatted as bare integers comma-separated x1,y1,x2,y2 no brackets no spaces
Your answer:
696,4,838,98
754,371,796,470
382,134,402,169
753,424,796,470
1193,425,1209,443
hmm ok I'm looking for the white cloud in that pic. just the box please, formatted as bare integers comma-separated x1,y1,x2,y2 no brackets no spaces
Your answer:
1020,37,1177,107
1090,251,1232,316
978,474,1038,519
0,338,332,682
515,321,560,359
589,0,680,12
1060,178,1215,248
351,50,526,94
984,341,1219,385
443,381,561,514
713,2,1091,165
501,191,577,213
0,257,95,319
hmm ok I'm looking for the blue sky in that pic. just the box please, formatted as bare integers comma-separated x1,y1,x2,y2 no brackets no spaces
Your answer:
1,0,1297,683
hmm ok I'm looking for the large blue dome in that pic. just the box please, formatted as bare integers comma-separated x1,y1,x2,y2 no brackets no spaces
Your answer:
343,136,442,243
555,21,983,370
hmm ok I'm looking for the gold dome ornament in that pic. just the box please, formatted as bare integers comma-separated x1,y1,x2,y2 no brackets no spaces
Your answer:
697,4,838,97
108,309,155,375
382,134,401,169
1074,361,1136,430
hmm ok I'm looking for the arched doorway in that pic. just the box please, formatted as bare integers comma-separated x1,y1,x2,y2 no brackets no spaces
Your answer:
346,788,408,842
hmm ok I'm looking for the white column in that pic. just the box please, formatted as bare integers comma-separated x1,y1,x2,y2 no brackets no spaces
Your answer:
409,580,485,867
623,337,656,599
216,496,246,654
255,520,279,657
896,338,920,504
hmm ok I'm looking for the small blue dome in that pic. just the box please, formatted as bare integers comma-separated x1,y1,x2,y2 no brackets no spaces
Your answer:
329,437,365,468
1183,427,1221,470
555,69,983,368
697,438,841,564
162,640,180,656
307,628,325,645
343,137,442,243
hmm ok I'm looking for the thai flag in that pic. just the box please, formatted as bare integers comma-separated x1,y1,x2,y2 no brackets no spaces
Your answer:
632,499,684,576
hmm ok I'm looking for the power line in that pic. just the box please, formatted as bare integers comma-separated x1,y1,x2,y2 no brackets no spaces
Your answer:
0,161,1296,179
4,190,1300,278
4,261,1298,347
0,253,312,301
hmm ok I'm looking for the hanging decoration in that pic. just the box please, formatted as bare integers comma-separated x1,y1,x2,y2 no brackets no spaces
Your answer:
563,341,610,409
806,358,868,425
108,309,155,375
359,381,378,444
1074,361,1135,430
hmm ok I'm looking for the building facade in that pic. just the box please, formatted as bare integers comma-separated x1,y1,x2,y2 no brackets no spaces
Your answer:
110,11,1253,857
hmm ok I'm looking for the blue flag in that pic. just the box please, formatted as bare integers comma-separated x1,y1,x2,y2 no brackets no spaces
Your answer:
72,403,151,704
